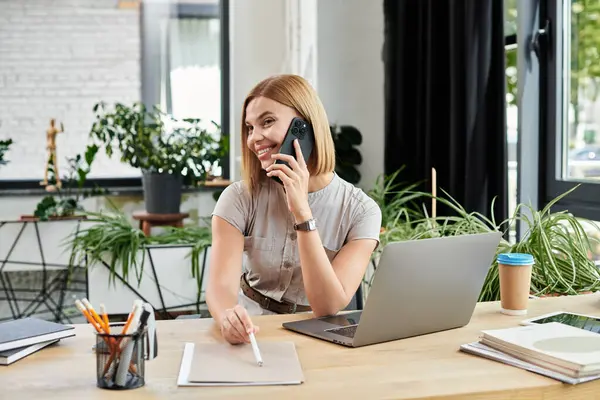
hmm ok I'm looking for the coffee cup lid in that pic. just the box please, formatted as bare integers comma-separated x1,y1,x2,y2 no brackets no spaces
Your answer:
497,253,534,266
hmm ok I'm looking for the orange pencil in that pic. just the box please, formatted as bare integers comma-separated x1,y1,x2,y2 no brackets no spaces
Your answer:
75,300,102,333
82,298,108,332
100,304,110,334
76,299,117,352
120,303,137,334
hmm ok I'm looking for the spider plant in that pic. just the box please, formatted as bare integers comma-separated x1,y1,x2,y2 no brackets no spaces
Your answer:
367,168,428,254
64,209,212,294
370,171,600,302
66,210,148,286
479,185,600,301
152,224,212,304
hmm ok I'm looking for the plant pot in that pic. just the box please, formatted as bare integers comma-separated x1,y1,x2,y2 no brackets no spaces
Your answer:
141,171,183,214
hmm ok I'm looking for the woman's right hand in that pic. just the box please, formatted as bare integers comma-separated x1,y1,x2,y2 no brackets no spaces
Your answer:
220,305,259,345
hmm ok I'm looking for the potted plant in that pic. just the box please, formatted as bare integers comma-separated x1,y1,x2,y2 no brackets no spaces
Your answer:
477,186,600,301
65,208,212,310
21,144,103,221
331,125,362,184
0,138,13,167
89,102,228,214
365,168,600,303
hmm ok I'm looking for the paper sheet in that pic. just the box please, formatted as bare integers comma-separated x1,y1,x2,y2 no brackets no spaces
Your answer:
177,341,304,386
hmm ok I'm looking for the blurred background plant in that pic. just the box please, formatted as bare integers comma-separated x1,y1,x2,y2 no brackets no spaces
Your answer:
0,138,13,167
331,124,362,184
65,206,212,308
32,144,105,221
89,101,228,186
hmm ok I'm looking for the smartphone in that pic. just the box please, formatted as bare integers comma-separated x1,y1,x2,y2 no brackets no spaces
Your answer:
520,311,600,333
271,117,315,184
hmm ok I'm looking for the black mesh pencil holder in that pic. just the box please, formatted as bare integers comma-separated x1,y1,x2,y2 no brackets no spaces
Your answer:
95,322,148,390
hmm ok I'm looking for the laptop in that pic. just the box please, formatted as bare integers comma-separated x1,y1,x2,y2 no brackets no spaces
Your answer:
282,231,502,347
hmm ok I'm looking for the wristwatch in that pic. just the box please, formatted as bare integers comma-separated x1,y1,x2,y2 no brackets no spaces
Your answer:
294,218,317,231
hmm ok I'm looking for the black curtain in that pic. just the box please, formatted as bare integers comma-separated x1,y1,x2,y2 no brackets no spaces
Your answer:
383,0,508,224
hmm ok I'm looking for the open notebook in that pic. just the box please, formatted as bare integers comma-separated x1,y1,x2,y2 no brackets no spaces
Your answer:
177,341,305,386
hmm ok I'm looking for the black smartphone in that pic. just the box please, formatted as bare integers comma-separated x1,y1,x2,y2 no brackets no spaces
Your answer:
271,117,315,184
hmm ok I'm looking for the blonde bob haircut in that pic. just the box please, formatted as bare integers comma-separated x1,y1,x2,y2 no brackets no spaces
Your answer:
240,74,336,194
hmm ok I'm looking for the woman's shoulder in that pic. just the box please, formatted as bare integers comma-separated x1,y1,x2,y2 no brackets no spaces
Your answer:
216,178,275,207
214,180,252,209
219,179,253,198
331,175,382,243
334,175,381,214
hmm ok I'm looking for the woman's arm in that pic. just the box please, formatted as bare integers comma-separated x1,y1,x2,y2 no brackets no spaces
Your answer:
207,183,259,345
296,221,378,316
205,216,245,325
267,140,380,317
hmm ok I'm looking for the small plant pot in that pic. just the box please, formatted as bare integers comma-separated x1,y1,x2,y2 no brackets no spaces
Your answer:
141,171,183,214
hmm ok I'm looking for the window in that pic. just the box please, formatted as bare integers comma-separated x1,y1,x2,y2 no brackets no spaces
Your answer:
158,3,229,179
0,0,230,190
505,0,518,241
163,17,222,122
542,0,600,219
142,0,230,181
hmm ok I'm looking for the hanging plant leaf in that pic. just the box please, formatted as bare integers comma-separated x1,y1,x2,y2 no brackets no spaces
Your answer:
331,124,363,183
338,125,362,145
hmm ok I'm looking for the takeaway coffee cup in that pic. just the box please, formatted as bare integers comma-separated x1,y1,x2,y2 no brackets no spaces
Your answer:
497,253,534,316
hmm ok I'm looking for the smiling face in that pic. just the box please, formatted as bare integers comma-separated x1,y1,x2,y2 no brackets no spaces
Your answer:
244,96,301,170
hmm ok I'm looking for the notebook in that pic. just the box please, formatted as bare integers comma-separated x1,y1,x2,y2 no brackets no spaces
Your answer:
0,317,75,352
0,339,59,365
459,341,600,385
480,322,600,375
177,341,305,386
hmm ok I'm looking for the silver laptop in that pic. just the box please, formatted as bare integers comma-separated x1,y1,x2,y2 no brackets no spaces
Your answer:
282,231,502,347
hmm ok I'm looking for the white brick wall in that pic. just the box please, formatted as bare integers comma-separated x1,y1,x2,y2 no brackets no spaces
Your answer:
0,0,141,180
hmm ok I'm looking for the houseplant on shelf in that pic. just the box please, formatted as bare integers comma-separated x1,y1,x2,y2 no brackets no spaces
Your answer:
0,138,13,167
65,207,212,308
22,144,103,221
89,101,228,214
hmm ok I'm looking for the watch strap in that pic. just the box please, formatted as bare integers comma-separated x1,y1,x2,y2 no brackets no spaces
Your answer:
294,218,316,231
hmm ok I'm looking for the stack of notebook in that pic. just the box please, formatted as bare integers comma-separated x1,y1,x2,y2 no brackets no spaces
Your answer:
460,321,600,384
0,317,75,365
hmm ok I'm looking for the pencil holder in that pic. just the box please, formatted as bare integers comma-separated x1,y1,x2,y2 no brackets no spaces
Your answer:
95,322,148,390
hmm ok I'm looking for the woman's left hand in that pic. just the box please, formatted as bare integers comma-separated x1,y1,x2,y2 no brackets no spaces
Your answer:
266,139,313,222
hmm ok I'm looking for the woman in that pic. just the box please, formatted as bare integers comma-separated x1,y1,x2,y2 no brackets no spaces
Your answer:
206,74,382,345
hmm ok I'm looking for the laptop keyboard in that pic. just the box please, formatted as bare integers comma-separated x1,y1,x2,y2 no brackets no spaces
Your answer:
326,325,357,338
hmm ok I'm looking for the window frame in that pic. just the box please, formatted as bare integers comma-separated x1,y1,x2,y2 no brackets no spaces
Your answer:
0,0,230,192
541,0,600,220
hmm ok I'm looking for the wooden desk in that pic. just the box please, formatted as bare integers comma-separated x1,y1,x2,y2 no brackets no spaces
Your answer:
3,294,600,399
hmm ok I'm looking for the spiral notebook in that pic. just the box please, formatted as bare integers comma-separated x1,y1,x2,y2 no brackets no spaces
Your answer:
177,341,305,386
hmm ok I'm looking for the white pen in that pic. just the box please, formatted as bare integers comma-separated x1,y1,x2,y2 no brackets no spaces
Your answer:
248,331,263,367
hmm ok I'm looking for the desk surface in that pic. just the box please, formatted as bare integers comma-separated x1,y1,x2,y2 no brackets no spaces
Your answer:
3,294,600,399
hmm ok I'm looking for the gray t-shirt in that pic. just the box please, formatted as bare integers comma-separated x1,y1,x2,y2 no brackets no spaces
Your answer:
211,173,382,306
